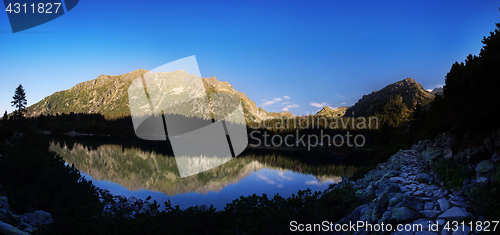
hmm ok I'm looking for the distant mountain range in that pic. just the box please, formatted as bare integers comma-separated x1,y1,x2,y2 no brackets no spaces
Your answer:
26,70,439,123
26,69,288,122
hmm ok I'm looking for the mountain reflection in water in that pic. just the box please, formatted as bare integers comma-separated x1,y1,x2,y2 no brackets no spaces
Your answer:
49,136,367,210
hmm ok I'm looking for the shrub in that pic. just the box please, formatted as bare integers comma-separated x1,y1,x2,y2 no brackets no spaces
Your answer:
433,158,468,189
469,182,500,220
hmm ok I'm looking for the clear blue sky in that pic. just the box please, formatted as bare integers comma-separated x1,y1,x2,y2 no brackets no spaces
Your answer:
1,0,499,115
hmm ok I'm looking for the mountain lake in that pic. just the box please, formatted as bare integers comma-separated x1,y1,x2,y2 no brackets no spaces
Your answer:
48,136,369,211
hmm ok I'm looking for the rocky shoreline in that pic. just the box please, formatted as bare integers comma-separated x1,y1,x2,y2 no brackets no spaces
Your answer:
329,132,499,235
0,184,53,235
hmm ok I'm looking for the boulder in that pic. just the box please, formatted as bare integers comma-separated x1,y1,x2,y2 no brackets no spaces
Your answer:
376,184,402,208
484,136,493,154
476,160,495,173
492,152,500,164
437,198,450,211
0,220,28,235
455,146,487,164
0,208,19,226
390,207,419,223
359,205,373,222
393,195,424,211
379,210,392,223
424,202,434,210
127,196,138,205
356,189,374,201
437,207,473,221
443,148,453,159
118,195,127,203
390,177,405,183
475,160,495,179
475,177,490,186
0,196,9,210
370,205,384,222
417,173,432,184
418,210,442,219
20,210,53,227
435,132,456,149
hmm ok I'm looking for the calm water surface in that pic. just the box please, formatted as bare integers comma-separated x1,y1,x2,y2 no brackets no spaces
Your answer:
49,136,366,210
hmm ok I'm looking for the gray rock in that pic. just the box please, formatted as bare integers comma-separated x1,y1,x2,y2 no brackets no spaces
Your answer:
436,132,456,149
0,220,29,235
377,184,402,208
417,173,432,184
128,196,138,205
0,208,19,226
394,195,424,211
20,210,53,227
475,160,495,173
391,207,419,223
390,177,406,183
355,189,374,201
0,196,9,211
433,189,444,197
379,210,392,223
389,193,404,206
449,200,467,208
492,152,500,164
474,177,490,186
418,210,442,219
437,199,450,211
359,205,373,222
424,202,434,210
437,207,473,221
118,195,127,202
443,148,453,159
413,190,424,196
16,221,36,233
400,186,410,193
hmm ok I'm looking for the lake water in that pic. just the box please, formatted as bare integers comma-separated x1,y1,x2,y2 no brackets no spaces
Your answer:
48,136,367,211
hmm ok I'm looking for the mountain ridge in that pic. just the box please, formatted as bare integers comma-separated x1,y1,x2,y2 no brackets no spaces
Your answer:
26,69,282,122
343,78,434,118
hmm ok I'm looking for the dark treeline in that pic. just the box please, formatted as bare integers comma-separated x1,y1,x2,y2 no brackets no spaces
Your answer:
24,113,136,136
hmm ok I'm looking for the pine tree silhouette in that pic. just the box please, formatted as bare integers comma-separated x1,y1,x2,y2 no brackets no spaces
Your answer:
11,84,27,129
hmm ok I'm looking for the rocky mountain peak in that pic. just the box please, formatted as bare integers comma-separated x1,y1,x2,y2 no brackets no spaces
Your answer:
344,78,434,117
315,106,349,117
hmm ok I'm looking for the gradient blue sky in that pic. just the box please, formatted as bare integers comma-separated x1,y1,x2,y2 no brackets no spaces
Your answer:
1,0,499,115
